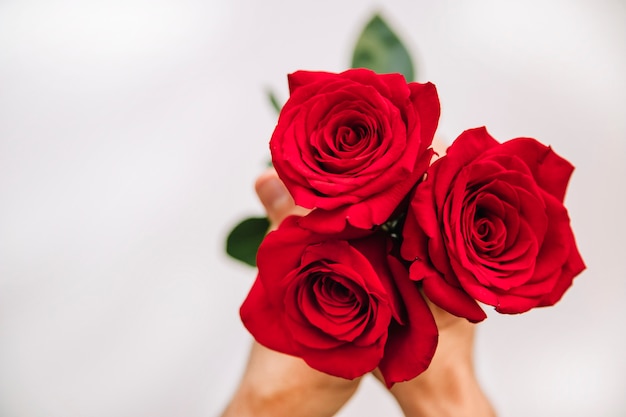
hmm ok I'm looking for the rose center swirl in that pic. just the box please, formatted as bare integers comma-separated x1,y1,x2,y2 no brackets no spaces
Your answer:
294,270,371,341
312,109,384,175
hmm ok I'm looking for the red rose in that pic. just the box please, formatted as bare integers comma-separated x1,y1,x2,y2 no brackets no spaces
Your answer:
270,69,439,233
241,216,438,386
401,127,586,321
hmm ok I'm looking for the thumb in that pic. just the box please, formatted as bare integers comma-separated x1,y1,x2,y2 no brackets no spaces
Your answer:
255,169,307,228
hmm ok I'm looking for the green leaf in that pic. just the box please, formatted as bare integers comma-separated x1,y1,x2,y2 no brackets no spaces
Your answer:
351,14,415,82
266,89,283,114
225,216,270,267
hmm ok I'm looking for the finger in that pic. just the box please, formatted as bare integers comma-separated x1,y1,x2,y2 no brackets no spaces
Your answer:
255,169,308,227
431,136,448,162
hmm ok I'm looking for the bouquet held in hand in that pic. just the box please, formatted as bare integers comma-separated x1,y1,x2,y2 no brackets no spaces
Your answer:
239,68,585,386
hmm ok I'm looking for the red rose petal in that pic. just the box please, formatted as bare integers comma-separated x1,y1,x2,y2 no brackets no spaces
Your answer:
538,230,586,306
240,277,298,356
378,257,438,387
497,138,574,202
419,266,487,322
299,334,387,380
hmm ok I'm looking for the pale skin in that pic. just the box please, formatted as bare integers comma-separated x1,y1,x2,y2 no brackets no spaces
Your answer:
220,140,496,417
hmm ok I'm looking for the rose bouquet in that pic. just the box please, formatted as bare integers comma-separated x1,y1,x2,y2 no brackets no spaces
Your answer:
227,14,585,387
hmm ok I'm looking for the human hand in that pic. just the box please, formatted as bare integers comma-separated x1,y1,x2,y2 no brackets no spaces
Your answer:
219,170,360,417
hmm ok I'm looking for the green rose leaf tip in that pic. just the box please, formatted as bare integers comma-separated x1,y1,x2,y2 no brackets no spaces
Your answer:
351,14,415,82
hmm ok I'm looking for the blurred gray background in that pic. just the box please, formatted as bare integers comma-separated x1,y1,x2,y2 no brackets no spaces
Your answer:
1,0,624,416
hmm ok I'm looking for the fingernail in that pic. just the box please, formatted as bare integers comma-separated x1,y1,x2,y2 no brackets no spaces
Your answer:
258,177,290,211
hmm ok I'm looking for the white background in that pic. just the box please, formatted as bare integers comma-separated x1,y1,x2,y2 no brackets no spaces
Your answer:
1,0,625,416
